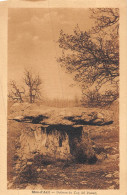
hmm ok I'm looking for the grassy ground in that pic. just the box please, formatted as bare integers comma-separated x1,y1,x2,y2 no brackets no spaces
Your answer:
7,100,119,190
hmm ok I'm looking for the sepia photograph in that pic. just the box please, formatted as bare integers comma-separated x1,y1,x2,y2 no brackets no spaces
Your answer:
7,8,120,190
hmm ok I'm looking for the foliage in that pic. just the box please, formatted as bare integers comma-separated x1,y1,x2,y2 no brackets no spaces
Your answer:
82,89,119,107
58,8,119,104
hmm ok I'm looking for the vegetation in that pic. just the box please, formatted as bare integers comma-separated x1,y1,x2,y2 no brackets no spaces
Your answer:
82,89,119,107
8,80,25,103
24,69,42,103
41,97,81,108
8,69,42,103
58,8,119,106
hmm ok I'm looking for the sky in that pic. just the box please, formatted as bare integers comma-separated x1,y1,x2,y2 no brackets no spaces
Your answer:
8,8,93,100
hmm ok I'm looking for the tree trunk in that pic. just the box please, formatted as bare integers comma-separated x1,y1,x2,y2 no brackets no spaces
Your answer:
29,88,33,103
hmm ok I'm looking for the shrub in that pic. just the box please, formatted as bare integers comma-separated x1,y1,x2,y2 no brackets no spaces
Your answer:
82,89,119,107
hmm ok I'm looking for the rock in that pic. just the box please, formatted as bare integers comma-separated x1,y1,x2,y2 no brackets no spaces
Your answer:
27,162,32,165
105,173,113,178
12,103,20,107
80,181,87,184
109,185,115,189
96,112,104,119
47,165,51,168
82,112,104,121
60,173,66,177
113,171,119,178
114,179,119,185
13,115,24,121
7,182,13,189
92,118,104,124
104,146,111,149
15,107,113,163
15,163,20,170
25,184,43,190
12,108,112,126
72,111,111,125
80,113,92,122
96,152,107,161
35,184,44,189
25,185,33,190
107,154,119,160
37,168,41,172
43,169,47,172
105,180,113,184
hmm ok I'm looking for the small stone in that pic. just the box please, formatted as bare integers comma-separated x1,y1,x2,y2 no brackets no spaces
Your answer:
109,185,115,189
107,154,119,160
8,182,13,189
35,184,43,190
60,173,66,177
96,153,107,160
27,162,32,165
104,146,111,149
43,169,47,172
14,115,24,121
105,174,112,178
25,184,43,190
47,165,51,168
113,171,119,178
13,176,17,181
114,179,119,185
15,163,20,169
25,184,34,190
80,181,87,184
105,180,113,184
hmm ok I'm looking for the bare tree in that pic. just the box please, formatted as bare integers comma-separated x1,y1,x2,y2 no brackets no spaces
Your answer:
8,80,25,103
58,8,119,102
24,69,42,103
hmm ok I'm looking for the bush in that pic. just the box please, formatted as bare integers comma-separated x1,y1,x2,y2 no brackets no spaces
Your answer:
72,132,97,164
82,89,119,107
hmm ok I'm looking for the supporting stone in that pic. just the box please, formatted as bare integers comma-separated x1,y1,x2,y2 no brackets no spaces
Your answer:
18,123,97,163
